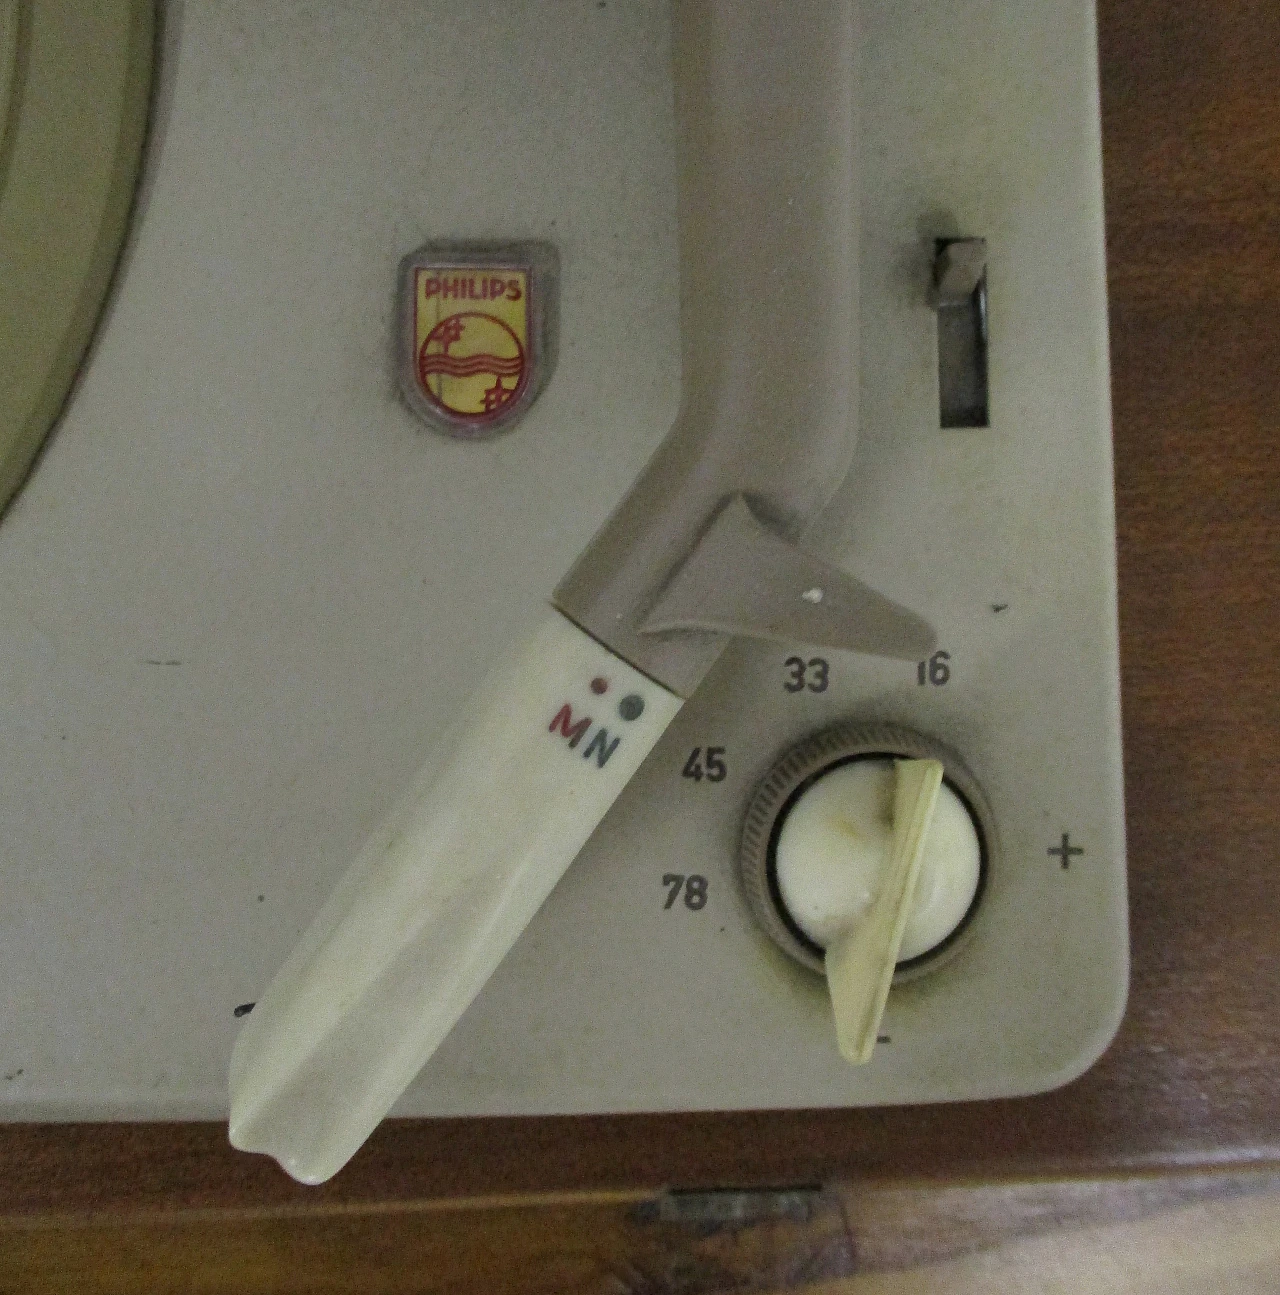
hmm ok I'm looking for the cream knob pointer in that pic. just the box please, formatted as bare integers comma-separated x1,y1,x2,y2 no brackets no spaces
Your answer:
805,758,945,1065
228,0,934,1185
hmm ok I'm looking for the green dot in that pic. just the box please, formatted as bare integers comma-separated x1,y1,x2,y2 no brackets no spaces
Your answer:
618,694,644,721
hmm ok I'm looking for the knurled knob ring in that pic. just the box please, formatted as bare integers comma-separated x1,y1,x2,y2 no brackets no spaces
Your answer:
738,721,996,982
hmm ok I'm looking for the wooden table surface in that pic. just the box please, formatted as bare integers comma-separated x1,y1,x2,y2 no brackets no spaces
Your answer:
2,0,1278,1223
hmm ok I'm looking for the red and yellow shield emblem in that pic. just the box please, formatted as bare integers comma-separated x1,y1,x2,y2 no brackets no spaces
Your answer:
398,243,558,438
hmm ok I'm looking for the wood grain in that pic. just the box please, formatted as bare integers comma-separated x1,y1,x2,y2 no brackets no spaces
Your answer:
813,1184,1280,1294
2,0,1278,1224
2,1174,1278,1293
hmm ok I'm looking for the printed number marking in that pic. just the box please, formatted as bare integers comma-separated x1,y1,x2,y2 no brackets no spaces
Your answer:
784,656,830,694
662,874,710,911
916,650,952,687
682,746,727,783
662,874,682,908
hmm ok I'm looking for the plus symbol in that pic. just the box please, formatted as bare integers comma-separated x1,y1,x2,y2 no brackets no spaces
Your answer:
1048,832,1084,869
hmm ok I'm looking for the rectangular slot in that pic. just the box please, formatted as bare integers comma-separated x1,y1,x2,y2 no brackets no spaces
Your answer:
935,239,990,429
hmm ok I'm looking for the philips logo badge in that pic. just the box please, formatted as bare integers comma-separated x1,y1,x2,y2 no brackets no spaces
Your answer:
398,241,558,439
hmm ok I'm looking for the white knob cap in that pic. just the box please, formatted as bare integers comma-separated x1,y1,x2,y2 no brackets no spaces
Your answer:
775,758,982,965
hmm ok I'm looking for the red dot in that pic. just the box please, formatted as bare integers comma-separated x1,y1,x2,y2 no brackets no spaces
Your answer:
590,677,608,695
